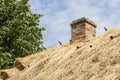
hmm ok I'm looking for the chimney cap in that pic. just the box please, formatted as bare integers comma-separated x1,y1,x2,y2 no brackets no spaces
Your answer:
71,17,97,28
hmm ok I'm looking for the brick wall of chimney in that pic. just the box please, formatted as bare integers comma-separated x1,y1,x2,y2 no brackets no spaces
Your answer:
70,17,97,43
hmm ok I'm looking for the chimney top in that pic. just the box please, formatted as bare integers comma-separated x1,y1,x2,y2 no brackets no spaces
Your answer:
70,17,97,43
71,17,97,28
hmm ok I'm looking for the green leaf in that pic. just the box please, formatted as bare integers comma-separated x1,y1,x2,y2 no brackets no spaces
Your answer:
4,0,8,6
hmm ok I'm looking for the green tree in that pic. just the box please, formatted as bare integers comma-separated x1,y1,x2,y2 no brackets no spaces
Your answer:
0,0,44,69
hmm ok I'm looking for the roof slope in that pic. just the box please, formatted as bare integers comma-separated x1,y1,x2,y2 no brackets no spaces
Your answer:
2,28,120,80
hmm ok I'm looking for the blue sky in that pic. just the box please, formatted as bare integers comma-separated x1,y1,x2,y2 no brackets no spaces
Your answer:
29,0,120,47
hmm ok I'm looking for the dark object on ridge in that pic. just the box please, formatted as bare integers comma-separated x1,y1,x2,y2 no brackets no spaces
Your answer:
90,45,92,48
41,45,47,50
110,32,120,40
76,46,80,49
110,36,114,40
58,40,62,45
104,27,108,31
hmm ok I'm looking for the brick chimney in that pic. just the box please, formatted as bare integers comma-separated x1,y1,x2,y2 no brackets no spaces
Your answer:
70,17,97,43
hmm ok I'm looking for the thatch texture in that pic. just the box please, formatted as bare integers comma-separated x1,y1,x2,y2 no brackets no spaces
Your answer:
1,28,120,80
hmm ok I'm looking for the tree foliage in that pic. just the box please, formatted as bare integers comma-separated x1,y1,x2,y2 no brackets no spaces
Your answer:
0,0,44,69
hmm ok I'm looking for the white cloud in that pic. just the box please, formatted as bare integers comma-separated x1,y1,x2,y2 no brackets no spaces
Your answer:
29,0,120,47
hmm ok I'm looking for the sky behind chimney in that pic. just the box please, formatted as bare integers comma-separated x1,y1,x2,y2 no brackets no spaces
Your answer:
29,0,120,47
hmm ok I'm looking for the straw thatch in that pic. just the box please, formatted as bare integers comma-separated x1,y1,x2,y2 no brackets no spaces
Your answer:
1,28,120,80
